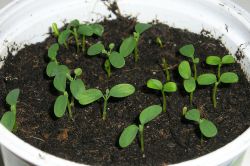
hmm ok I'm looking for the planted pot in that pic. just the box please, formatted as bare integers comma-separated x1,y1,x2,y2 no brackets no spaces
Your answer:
0,0,250,166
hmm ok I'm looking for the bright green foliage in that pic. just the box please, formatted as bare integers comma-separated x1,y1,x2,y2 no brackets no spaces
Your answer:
52,23,60,37
58,29,71,48
48,43,59,62
119,105,162,153
178,61,191,79
78,84,135,120
119,36,136,57
1,88,20,132
147,79,177,112
184,108,217,138
70,79,86,100
135,23,152,34
54,95,68,118
198,55,238,108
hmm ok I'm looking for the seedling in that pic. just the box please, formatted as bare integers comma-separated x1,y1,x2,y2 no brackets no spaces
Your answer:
78,84,135,120
183,107,218,138
197,55,238,108
178,60,196,104
87,42,125,77
156,37,163,48
0,89,20,132
162,57,170,82
119,105,162,154
52,22,60,37
147,79,177,112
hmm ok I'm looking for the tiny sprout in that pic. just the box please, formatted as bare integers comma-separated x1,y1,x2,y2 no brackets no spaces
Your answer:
183,107,218,138
178,60,196,105
156,37,163,48
197,55,238,108
87,42,125,77
1,89,20,132
52,23,60,37
147,79,177,112
78,84,135,120
119,105,162,153
162,57,170,82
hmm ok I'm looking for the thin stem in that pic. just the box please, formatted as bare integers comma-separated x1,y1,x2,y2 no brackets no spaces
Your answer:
213,82,219,108
82,35,86,52
104,60,111,78
218,64,222,79
102,98,108,120
134,44,139,62
64,42,69,49
139,125,144,153
67,99,73,120
162,58,170,82
193,63,197,80
190,92,194,105
11,105,17,132
162,90,167,112
73,28,80,53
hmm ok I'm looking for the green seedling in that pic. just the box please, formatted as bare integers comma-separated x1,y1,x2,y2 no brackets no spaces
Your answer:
178,60,196,105
183,107,218,138
87,42,125,77
156,37,163,48
197,55,238,108
119,105,162,154
147,79,177,112
52,22,60,37
162,57,170,82
1,89,20,132
78,84,135,120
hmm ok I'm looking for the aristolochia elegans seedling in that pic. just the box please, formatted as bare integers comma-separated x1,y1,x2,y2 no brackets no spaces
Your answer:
119,105,162,154
87,42,125,77
183,107,218,138
197,55,238,108
156,37,163,48
46,43,85,119
147,79,177,112
0,89,20,132
178,60,196,105
78,84,135,120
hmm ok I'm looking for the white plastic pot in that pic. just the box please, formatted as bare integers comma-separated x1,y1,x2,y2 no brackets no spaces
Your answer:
0,0,250,166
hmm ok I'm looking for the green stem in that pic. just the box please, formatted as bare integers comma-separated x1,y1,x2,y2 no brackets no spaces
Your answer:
218,64,221,79
82,35,86,52
73,28,80,53
162,90,167,112
67,99,73,120
139,125,144,153
193,63,197,80
190,92,194,105
11,105,17,132
213,82,219,108
104,60,111,78
134,44,139,62
162,58,170,82
102,98,108,120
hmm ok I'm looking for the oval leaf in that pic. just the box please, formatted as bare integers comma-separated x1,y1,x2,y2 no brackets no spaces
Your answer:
206,56,221,65
90,24,104,36
197,73,217,85
87,42,104,56
139,105,162,125
199,119,218,138
147,79,162,91
119,36,136,57
67,19,80,29
119,125,139,148
222,55,235,64
58,29,71,45
179,44,195,58
53,73,67,92
78,89,103,105
163,82,177,92
70,79,86,100
220,72,239,83
74,68,82,77
184,77,196,93
135,23,152,34
109,52,125,68
48,43,59,60
178,61,191,79
6,89,20,106
185,109,200,123
78,25,93,36
46,62,59,77
1,111,15,131
109,84,135,98
54,95,68,118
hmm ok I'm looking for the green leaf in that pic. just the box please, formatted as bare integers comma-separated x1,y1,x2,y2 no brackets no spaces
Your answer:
67,19,80,29
184,77,196,93
178,61,191,79
46,62,58,77
6,89,20,106
57,65,70,75
53,73,67,92
139,105,162,125
193,58,200,64
222,55,235,64
109,52,125,68
1,111,15,131
220,72,239,83
78,24,93,36
163,82,177,92
54,95,68,118
197,73,217,85
70,79,85,100
185,109,200,123
119,36,136,57
147,79,163,91
179,44,195,58
90,24,104,36
74,68,82,77
48,43,59,60
109,84,135,98
58,29,71,45
135,23,152,34
199,119,218,138
206,56,221,65
119,125,139,148
87,42,105,56
78,89,103,105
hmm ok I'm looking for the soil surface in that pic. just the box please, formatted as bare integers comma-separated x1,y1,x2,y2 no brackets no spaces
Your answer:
0,16,250,166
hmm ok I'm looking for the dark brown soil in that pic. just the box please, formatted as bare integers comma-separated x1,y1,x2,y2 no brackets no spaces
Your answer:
0,16,250,166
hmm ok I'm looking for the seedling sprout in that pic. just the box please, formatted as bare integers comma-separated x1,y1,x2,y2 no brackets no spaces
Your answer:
156,37,163,48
